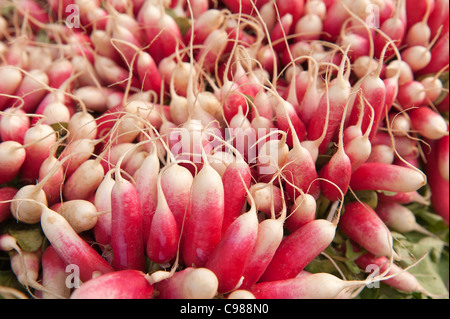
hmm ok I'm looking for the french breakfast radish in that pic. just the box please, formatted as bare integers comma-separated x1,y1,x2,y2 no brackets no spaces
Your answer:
70,270,154,299
40,205,114,282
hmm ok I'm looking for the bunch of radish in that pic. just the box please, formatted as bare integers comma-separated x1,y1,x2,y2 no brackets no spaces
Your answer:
0,0,448,299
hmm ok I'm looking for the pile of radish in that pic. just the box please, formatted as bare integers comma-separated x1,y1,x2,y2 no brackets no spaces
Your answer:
0,0,448,300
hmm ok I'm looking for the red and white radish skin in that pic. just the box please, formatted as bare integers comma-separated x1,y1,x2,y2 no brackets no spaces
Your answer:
11,69,49,114
70,270,154,299
349,162,426,193
110,165,145,271
0,187,18,223
40,205,114,282
0,107,30,144
0,141,26,185
182,156,225,268
0,66,23,111
56,199,101,233
154,267,218,299
339,201,399,259
408,106,448,140
285,192,317,232
10,183,48,224
38,154,65,206
260,218,337,282
93,170,114,250
41,245,71,299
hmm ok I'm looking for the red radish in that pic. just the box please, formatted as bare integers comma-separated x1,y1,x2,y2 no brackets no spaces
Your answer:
259,216,338,282
182,151,225,268
10,249,65,298
139,3,182,64
94,55,140,91
46,59,74,89
298,58,322,127
421,73,445,104
135,50,162,94
375,201,435,236
321,0,350,42
385,60,413,86
367,144,395,164
66,110,98,143
270,13,294,53
436,135,449,181
0,66,23,111
256,133,289,182
294,13,323,42
56,199,102,233
73,86,112,114
0,107,30,144
307,46,351,153
349,162,426,193
70,270,154,299
134,144,160,246
285,192,317,232
183,8,225,46
153,267,218,299
38,153,64,206
146,165,180,265
428,0,449,40
417,29,448,73
62,156,105,201
406,0,435,30
318,88,353,201
248,182,285,218
110,155,145,271
378,190,429,206
401,45,432,73
239,185,287,290
0,187,17,223
41,204,114,282
205,191,258,293
408,106,448,140
11,69,49,114
250,272,383,299
425,139,449,225
41,245,71,299
373,1,406,59
343,95,374,173
0,141,27,185
339,201,399,259
93,169,115,248
59,138,97,177
355,253,433,296
221,160,252,235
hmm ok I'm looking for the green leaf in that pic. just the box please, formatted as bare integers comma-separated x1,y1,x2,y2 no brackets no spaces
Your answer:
6,223,44,252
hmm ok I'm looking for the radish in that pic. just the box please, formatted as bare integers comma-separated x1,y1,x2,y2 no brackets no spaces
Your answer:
205,189,259,293
38,154,64,207
285,192,317,233
250,272,381,299
110,154,145,271
349,162,426,193
318,87,353,201
408,106,448,140
62,157,105,201
153,267,218,299
146,165,180,265
182,150,225,268
93,169,115,249
221,160,252,235
436,135,449,181
0,187,18,223
0,141,27,185
70,270,154,299
239,185,287,289
41,245,71,299
66,109,98,143
307,46,351,153
134,144,160,246
355,253,434,296
56,199,103,233
375,201,436,237
10,249,65,299
11,69,49,114
425,139,449,225
260,202,341,282
0,107,30,144
40,204,114,282
248,182,285,218
0,66,23,111
227,289,256,299
339,201,399,259
59,138,97,177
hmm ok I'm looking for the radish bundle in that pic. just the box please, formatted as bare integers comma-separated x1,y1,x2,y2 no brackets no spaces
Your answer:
0,0,448,300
